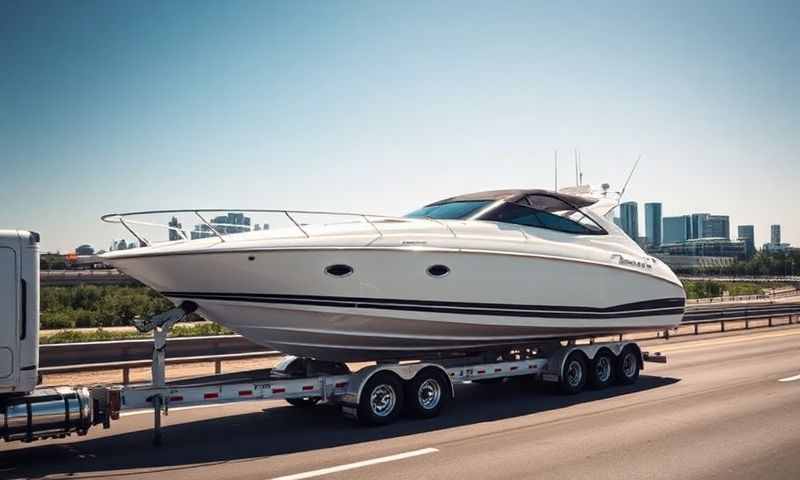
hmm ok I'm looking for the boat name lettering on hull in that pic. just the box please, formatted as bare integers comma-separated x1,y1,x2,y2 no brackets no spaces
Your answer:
611,254,652,270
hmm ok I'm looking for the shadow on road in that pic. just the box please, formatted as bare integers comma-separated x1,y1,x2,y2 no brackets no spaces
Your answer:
2,375,679,478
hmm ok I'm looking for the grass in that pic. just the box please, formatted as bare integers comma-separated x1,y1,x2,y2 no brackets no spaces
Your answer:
40,322,233,344
681,280,791,300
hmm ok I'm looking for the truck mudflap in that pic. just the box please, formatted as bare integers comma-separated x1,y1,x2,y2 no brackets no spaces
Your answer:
642,351,668,363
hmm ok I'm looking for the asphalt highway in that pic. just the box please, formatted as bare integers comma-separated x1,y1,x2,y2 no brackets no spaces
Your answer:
3,325,800,480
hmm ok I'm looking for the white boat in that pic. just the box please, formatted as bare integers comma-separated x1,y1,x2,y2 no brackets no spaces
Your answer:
100,189,685,361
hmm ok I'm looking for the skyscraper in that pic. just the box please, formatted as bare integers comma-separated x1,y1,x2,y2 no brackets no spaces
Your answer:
168,216,183,241
771,225,781,245
705,215,730,239
690,213,729,239
737,225,755,258
663,215,691,244
619,202,638,240
190,212,252,239
644,203,662,247
690,213,709,239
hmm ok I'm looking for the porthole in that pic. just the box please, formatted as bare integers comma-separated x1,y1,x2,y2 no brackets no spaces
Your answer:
325,264,353,277
427,264,450,278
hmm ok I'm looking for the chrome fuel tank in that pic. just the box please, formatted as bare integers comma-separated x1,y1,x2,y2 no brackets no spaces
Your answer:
2,386,92,442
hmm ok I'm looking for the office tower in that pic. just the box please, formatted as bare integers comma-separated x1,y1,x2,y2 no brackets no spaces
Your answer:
644,203,662,247
771,225,781,245
737,225,755,258
619,202,638,240
663,215,691,244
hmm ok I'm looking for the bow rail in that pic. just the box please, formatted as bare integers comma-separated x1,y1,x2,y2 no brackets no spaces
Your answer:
100,208,443,248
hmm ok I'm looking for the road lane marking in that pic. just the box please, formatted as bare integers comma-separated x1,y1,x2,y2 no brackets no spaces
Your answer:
656,328,800,353
778,374,800,383
269,448,439,480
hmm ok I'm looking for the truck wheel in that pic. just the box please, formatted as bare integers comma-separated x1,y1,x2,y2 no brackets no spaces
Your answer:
559,352,588,394
589,351,615,389
357,372,404,425
405,369,450,418
286,397,320,408
615,347,640,385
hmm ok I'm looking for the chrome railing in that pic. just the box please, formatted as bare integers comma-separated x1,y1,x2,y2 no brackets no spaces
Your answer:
100,209,438,248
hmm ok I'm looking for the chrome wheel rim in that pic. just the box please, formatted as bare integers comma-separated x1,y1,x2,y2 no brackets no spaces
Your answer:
622,353,637,378
369,384,396,417
566,360,583,388
418,379,442,410
595,356,612,383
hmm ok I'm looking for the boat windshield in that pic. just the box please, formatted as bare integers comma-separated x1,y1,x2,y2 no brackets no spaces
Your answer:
405,200,492,220
481,194,606,235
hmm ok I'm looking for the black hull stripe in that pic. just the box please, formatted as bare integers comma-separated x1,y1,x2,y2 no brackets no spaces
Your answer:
163,292,685,319
164,291,685,313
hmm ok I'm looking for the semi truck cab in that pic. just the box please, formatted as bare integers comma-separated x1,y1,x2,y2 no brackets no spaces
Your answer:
0,229,40,395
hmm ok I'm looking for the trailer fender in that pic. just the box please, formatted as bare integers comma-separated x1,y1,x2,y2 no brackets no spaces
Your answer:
343,363,454,408
543,342,638,380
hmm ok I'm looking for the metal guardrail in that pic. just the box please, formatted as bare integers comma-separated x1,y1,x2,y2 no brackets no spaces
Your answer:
40,334,265,367
40,351,281,385
682,302,800,323
688,294,767,304
679,275,800,283
685,288,800,305
39,303,800,384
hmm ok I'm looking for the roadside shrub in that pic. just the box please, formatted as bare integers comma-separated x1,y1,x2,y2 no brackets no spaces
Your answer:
73,309,102,328
171,322,232,337
683,280,766,299
41,284,176,329
40,322,232,344
40,311,76,329
41,329,147,344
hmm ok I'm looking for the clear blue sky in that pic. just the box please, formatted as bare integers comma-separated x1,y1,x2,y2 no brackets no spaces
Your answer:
1,1,798,252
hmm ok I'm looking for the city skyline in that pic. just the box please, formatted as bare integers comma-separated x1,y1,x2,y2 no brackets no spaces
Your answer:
1,2,798,252
616,199,788,249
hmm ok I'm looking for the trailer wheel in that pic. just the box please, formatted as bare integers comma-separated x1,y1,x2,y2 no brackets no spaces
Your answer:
357,372,404,425
286,397,320,408
615,346,640,385
405,369,450,418
559,352,588,394
589,351,615,389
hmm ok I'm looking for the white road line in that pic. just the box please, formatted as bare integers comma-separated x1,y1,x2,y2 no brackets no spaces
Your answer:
778,374,800,383
269,448,439,480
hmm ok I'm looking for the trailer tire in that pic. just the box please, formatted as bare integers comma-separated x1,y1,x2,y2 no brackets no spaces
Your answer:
589,350,615,389
405,368,450,418
559,352,588,394
357,372,404,426
286,397,320,408
615,346,640,385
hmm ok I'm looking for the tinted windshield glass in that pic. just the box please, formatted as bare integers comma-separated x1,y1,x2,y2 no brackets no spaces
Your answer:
405,201,492,220
482,200,605,235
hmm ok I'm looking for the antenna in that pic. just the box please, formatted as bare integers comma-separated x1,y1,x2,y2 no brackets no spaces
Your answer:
618,154,642,203
554,149,558,191
574,149,579,186
578,150,583,186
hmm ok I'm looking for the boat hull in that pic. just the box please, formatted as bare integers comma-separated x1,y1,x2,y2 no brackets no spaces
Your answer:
109,247,685,361
175,296,681,361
